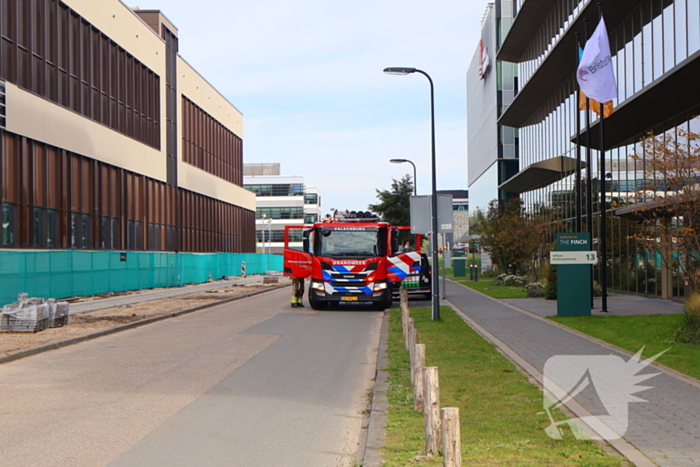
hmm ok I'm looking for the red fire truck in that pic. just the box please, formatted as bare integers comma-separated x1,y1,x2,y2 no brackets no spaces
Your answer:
283,218,427,310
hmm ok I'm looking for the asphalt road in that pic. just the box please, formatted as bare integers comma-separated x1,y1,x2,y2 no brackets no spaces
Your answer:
0,288,383,467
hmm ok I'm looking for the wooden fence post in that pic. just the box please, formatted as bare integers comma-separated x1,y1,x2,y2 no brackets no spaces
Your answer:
407,318,415,382
401,287,409,341
412,344,425,412
441,407,461,467
423,366,440,455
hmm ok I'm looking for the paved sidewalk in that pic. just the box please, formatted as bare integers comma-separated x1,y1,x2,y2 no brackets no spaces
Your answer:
502,294,683,318
69,276,280,314
445,280,699,467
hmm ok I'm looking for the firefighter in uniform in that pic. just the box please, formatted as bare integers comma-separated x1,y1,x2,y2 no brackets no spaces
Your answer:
291,277,305,307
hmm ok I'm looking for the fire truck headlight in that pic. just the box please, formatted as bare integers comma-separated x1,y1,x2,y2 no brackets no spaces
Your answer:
373,282,388,292
311,281,325,292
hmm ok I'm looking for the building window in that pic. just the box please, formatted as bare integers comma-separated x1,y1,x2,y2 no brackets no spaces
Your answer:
46,209,58,248
70,212,80,248
245,184,305,197
256,207,304,220
32,207,45,247
304,193,319,205
2,203,15,246
304,213,318,224
81,214,91,249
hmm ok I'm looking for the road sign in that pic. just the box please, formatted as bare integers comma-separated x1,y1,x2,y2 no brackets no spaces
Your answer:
550,251,598,265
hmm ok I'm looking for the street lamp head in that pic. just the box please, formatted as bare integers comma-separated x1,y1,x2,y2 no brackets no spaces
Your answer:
383,67,416,75
390,159,408,164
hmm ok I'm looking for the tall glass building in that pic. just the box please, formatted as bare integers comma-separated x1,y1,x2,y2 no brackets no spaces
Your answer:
475,0,700,300
467,2,519,218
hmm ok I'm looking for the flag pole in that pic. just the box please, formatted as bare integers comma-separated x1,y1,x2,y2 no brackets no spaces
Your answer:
598,2,608,312
583,19,594,309
583,19,592,237
575,32,582,233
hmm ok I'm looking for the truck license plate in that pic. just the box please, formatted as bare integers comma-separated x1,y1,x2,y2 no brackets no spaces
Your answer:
341,296,358,301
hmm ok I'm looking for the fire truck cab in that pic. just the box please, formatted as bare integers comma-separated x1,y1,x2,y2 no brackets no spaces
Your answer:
283,218,423,310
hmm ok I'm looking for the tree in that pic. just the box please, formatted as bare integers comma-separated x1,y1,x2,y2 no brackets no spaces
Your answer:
479,198,553,276
628,128,700,291
368,175,414,227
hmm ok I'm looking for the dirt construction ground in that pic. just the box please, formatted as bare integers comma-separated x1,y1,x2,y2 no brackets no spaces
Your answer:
0,277,291,360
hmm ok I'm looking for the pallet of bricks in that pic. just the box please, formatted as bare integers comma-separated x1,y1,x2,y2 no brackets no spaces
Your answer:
1,293,70,333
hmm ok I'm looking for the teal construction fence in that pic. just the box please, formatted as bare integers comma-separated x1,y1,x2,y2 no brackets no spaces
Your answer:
0,250,283,305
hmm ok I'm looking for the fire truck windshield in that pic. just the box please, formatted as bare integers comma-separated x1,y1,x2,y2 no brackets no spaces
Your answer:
316,227,386,258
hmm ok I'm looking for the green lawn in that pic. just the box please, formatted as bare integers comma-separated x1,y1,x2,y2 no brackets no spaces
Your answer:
549,314,700,381
456,278,529,299
382,306,624,466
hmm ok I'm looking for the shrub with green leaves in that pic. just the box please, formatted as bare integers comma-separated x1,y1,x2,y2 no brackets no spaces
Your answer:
526,282,545,297
544,264,557,300
676,292,700,345
497,274,529,286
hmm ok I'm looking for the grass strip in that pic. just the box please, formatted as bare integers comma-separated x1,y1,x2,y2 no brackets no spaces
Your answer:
382,306,622,466
456,278,529,299
549,314,700,381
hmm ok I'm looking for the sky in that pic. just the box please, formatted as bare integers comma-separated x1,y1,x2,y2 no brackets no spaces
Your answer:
152,0,488,214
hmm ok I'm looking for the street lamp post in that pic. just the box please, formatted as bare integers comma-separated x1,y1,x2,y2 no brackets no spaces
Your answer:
384,67,440,321
261,214,266,254
389,158,417,195
266,218,272,255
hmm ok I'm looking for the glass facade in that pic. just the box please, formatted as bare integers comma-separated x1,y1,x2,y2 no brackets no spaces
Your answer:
502,0,700,299
255,207,304,220
245,184,304,197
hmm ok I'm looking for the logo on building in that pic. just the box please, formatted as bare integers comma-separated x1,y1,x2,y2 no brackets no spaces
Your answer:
542,347,666,440
478,40,490,80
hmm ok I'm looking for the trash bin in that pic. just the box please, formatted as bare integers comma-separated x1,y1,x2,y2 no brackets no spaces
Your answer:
453,258,466,277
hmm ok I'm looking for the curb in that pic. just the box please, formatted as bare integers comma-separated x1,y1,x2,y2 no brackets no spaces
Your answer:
0,284,290,365
362,309,390,467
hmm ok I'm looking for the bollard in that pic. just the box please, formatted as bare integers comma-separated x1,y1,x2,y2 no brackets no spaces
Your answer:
412,344,425,412
408,318,416,382
423,366,441,455
441,407,462,467
401,300,409,344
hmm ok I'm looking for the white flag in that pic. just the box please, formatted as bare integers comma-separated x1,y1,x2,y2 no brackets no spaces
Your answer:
577,17,617,104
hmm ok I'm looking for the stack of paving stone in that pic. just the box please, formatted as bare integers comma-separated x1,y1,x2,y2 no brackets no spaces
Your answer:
47,299,70,328
1,294,69,333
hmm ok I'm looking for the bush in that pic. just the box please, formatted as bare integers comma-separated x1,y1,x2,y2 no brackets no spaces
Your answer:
497,274,529,287
526,282,545,298
544,265,557,300
676,292,700,345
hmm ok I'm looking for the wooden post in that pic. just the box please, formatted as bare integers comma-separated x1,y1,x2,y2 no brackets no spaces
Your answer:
423,366,440,455
412,344,425,412
407,318,415,382
401,298,409,343
441,407,461,467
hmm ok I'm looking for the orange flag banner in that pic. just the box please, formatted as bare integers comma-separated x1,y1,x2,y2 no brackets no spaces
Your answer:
578,91,613,118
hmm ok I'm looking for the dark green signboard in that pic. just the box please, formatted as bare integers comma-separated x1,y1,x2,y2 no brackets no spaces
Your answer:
555,233,592,317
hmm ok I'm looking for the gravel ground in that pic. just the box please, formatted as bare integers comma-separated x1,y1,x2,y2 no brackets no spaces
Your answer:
0,277,291,359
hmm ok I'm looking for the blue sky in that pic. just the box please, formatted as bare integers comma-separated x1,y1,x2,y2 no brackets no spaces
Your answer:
156,0,487,214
